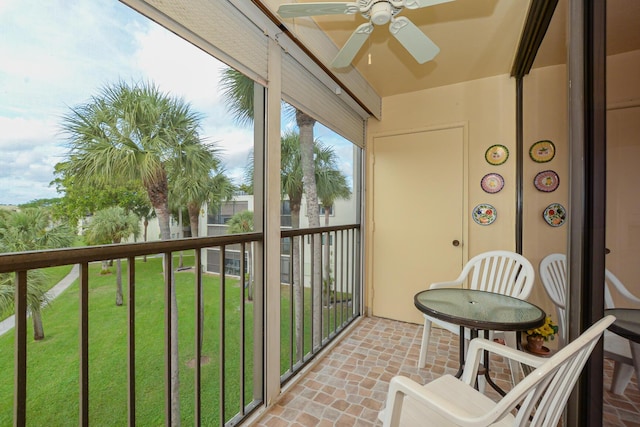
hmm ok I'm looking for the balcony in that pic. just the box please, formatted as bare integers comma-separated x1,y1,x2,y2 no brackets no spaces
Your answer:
2,224,638,426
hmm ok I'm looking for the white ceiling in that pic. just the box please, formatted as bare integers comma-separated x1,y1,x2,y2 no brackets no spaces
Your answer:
259,0,640,98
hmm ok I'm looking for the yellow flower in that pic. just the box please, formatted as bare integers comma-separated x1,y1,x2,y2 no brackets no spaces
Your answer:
526,316,559,341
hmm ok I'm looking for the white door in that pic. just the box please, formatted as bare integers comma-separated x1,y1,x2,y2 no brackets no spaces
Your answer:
606,106,640,298
371,126,465,324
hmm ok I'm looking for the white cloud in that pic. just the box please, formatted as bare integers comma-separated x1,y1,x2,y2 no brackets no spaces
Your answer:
133,25,228,107
0,0,356,205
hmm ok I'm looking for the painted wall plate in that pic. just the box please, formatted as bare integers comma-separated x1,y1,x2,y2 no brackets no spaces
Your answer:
472,204,497,225
530,140,556,163
534,170,559,192
481,173,505,193
485,144,509,166
543,203,567,227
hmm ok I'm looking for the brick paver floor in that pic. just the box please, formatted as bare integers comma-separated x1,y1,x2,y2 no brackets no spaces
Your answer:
255,316,640,427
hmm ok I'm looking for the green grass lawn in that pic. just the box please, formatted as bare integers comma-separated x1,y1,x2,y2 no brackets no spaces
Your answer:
0,255,353,425
0,255,257,426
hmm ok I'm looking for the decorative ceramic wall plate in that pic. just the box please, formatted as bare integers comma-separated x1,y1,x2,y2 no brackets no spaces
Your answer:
472,204,497,225
481,173,505,194
530,140,556,163
485,145,509,166
534,170,560,192
543,203,567,227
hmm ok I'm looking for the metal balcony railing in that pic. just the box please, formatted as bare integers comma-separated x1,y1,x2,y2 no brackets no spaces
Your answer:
279,225,362,384
1,224,361,426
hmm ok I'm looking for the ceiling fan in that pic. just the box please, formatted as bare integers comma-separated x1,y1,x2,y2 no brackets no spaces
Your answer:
276,0,454,68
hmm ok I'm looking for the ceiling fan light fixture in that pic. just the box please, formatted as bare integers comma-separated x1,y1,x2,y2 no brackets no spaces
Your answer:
370,2,393,25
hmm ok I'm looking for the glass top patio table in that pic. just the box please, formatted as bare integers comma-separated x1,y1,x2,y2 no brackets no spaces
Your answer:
414,288,546,332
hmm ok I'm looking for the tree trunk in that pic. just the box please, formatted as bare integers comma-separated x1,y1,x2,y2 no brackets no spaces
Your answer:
32,309,45,341
146,176,180,425
143,218,149,262
170,268,180,426
297,111,322,348
100,260,110,274
115,258,123,306
291,203,303,362
188,202,200,238
323,208,331,305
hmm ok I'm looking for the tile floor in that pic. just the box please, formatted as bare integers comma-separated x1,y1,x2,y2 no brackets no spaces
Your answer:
254,316,640,427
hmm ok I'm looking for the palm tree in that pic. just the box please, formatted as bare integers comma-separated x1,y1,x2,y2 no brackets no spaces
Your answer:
60,81,206,425
227,210,255,300
293,110,323,348
172,168,236,238
316,152,351,304
244,132,347,359
0,208,75,340
85,206,140,306
0,270,49,338
220,68,324,347
130,204,156,262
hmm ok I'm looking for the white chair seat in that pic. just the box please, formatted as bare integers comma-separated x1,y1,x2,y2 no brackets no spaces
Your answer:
382,316,616,427
379,375,515,427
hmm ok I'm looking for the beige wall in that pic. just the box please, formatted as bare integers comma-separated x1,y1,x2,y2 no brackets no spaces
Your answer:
605,50,640,305
522,63,569,322
522,49,640,330
608,50,640,106
366,74,517,321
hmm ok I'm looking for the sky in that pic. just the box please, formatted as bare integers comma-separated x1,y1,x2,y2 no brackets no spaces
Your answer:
0,0,354,206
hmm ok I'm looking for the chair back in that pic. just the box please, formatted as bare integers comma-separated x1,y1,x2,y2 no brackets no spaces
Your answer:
539,253,568,345
461,250,535,300
604,268,640,308
540,254,639,340
492,316,615,427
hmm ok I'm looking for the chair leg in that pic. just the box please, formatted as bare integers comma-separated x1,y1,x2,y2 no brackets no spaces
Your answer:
418,317,432,368
610,361,634,395
503,331,521,385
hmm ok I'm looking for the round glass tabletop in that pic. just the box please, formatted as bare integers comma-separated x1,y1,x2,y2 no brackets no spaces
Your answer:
414,288,545,331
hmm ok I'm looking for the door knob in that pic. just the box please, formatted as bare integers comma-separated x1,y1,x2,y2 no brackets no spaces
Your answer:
452,240,460,247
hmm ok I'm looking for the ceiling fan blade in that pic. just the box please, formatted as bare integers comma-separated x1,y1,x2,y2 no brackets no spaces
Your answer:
277,2,359,19
389,16,440,64
331,22,374,68
401,0,455,9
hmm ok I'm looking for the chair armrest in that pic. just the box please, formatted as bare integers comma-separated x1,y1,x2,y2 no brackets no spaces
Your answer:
383,376,480,427
460,338,546,385
429,280,464,290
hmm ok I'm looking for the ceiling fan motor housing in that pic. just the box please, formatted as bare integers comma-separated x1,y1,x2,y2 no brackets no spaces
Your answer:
363,1,403,26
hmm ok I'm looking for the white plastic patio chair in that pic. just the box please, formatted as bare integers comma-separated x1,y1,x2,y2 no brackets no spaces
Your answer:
604,268,640,394
380,315,616,427
539,253,640,394
418,250,535,384
539,254,569,345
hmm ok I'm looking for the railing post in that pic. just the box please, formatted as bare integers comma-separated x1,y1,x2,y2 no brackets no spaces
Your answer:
13,271,27,427
127,258,136,426
79,263,89,427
